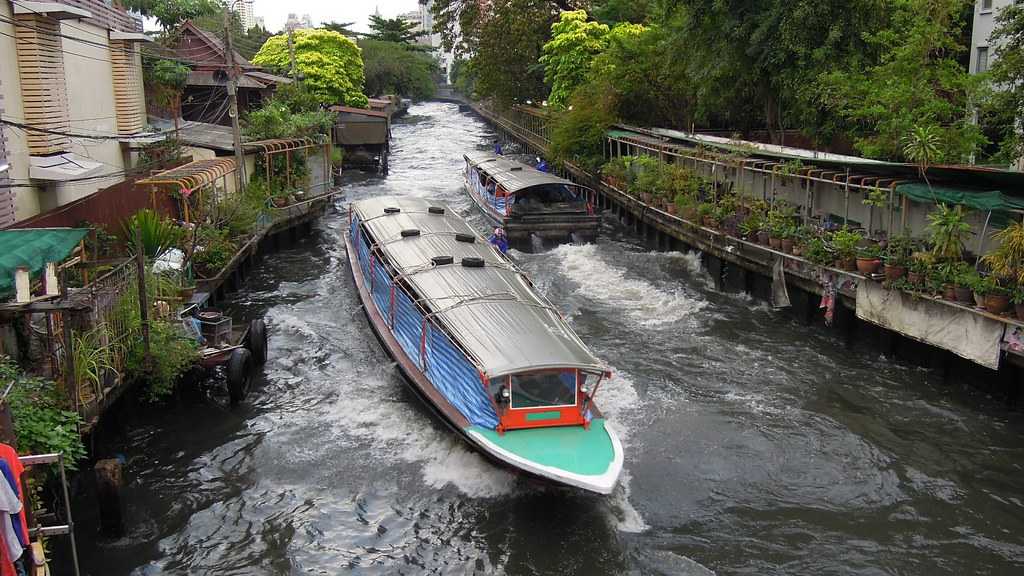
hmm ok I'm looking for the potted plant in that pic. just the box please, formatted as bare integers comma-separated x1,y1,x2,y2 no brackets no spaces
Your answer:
601,157,629,189
738,214,761,242
780,225,797,254
676,193,698,221
830,228,862,271
982,221,1024,287
975,275,1011,314
907,252,933,287
697,202,717,228
1014,286,1024,320
954,265,978,303
883,234,912,281
927,203,972,262
805,235,833,266
856,244,883,276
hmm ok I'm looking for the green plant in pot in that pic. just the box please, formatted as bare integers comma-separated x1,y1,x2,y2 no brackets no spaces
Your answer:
907,253,933,287
697,202,717,228
805,235,833,266
1013,285,1024,320
675,193,697,221
830,228,862,271
883,233,912,281
982,221,1024,286
855,244,883,276
738,213,762,241
927,203,972,262
975,274,1011,315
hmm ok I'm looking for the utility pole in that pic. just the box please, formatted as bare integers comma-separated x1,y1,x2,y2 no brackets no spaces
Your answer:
287,28,298,79
224,8,246,193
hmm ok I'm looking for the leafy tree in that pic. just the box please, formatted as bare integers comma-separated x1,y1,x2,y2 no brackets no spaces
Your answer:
120,0,220,30
540,11,611,108
822,0,986,161
431,0,586,54
368,15,424,44
549,78,618,171
360,40,438,100
252,29,368,107
986,2,1024,165
323,21,360,37
468,0,555,104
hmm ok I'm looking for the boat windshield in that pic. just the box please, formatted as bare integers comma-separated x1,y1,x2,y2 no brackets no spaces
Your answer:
514,184,584,207
510,371,577,409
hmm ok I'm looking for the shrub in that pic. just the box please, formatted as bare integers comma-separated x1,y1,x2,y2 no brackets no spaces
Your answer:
192,228,237,279
122,209,185,258
0,357,86,468
126,321,199,401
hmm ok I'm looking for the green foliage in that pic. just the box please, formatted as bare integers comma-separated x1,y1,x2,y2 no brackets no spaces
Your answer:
805,236,834,265
548,80,617,171
192,227,237,279
368,15,425,44
72,325,115,402
465,0,554,104
540,11,611,109
143,57,190,110
982,221,1024,284
322,21,359,37
885,233,914,266
122,209,185,259
830,228,863,261
822,0,986,161
252,29,368,107
120,0,219,29
926,203,972,261
359,40,438,100
243,100,333,141
0,357,86,469
126,321,198,401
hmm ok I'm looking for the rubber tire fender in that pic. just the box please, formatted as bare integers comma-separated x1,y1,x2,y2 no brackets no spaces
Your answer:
227,348,253,406
247,318,268,365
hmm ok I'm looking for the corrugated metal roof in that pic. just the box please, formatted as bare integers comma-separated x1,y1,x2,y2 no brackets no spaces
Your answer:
352,196,605,378
464,152,586,195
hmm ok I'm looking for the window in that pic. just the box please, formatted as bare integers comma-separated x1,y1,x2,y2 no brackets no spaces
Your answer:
981,0,993,11
510,371,577,409
977,46,989,73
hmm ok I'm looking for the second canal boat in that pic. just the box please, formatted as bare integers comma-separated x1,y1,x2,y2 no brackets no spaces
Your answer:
345,196,623,494
463,152,600,247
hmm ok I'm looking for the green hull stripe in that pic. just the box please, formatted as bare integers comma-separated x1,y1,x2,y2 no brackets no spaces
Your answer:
525,411,561,421
468,418,615,476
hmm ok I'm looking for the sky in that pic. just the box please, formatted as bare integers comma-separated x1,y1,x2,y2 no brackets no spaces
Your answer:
254,0,422,33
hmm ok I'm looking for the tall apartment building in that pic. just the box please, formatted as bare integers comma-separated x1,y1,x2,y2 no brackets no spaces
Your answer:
236,0,255,31
0,0,149,225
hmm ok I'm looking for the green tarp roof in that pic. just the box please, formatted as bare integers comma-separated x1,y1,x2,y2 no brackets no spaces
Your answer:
895,183,1024,213
0,228,90,298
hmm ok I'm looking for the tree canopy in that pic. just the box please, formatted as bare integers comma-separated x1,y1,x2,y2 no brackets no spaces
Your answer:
986,2,1024,165
539,11,611,109
360,40,438,100
120,0,220,30
322,21,360,37
252,29,368,108
367,15,424,44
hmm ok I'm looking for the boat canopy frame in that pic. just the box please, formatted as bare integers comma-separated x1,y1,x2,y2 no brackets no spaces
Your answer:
464,151,593,197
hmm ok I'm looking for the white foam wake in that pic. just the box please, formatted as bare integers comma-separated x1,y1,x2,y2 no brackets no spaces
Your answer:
549,244,706,327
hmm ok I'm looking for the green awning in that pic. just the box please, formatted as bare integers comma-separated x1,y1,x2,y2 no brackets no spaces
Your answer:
0,228,90,298
894,182,1024,212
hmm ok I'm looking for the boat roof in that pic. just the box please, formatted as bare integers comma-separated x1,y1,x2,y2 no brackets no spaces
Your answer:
351,196,606,378
464,152,586,195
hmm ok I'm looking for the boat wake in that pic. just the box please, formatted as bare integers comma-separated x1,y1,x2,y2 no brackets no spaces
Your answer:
549,244,707,328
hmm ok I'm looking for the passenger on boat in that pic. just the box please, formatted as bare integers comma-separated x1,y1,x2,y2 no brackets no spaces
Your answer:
536,157,548,172
494,140,503,155
489,227,509,254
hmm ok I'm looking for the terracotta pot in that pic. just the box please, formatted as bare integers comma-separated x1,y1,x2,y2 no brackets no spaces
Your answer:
908,271,924,286
769,237,783,250
781,239,795,253
954,285,973,303
883,264,906,282
666,204,678,216
942,284,957,301
682,207,698,221
702,216,719,228
836,258,857,271
791,245,804,257
1016,303,1024,320
757,231,770,245
973,291,985,307
641,193,652,204
983,293,1011,315
856,258,882,276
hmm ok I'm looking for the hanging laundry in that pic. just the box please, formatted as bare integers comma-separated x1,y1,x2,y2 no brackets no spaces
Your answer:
0,475,20,563
0,447,26,550
0,463,25,549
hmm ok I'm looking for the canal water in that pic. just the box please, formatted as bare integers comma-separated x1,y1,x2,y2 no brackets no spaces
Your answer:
74,103,1024,575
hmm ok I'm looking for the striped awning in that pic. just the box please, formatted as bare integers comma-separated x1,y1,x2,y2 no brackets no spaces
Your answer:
137,158,236,197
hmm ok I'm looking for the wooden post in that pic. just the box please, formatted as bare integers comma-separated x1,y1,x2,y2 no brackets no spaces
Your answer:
94,459,125,537
135,236,151,368
843,168,851,226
